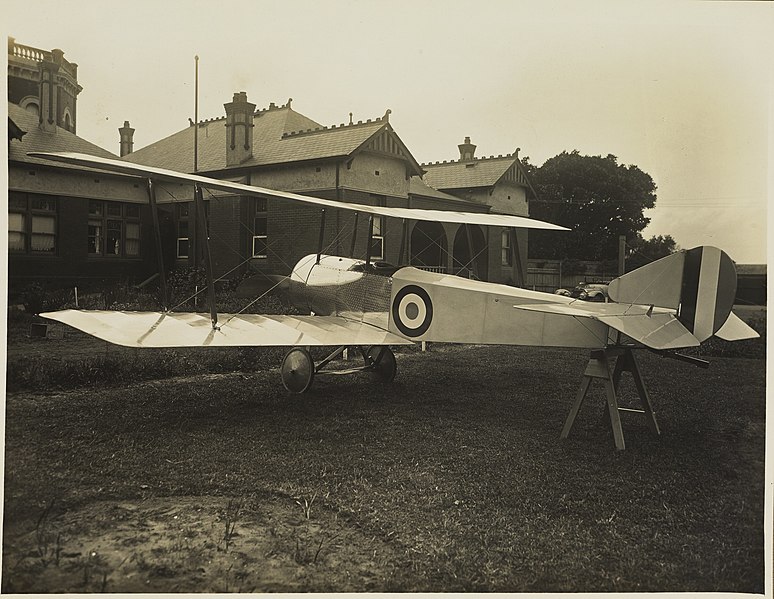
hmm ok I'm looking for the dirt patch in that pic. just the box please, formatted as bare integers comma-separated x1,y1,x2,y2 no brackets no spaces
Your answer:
2,493,400,593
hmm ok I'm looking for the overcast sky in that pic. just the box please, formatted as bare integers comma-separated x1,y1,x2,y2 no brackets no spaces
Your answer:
6,0,771,263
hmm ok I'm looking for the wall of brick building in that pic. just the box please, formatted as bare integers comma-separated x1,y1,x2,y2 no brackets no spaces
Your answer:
8,165,160,291
465,182,528,217
340,153,409,198
8,196,158,289
8,78,38,107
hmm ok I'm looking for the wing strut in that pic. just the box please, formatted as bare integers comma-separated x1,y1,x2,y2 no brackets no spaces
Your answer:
398,218,408,266
509,228,525,286
464,223,478,279
365,215,375,267
146,179,169,311
194,183,218,329
316,208,326,265
349,212,359,258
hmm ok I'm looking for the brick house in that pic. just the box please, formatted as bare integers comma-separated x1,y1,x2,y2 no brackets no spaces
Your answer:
121,92,508,284
421,137,536,284
7,36,537,295
7,37,156,296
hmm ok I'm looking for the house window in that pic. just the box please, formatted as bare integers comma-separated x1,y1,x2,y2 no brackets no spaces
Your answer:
88,200,140,257
370,216,384,260
252,197,268,258
176,203,190,259
501,229,512,266
8,192,57,254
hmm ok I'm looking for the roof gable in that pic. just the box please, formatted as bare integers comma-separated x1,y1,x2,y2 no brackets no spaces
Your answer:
422,154,530,191
8,102,117,168
123,101,421,175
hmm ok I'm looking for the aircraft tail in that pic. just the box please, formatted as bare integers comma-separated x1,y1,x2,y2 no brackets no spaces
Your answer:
608,246,740,342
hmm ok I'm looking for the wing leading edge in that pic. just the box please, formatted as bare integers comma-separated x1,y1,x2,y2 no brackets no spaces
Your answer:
28,152,569,231
40,310,411,348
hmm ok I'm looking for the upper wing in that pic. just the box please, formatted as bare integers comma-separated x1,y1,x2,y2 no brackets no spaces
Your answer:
513,302,700,350
28,152,568,231
40,310,412,348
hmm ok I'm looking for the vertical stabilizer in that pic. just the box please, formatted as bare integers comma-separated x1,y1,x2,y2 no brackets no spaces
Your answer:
608,246,737,342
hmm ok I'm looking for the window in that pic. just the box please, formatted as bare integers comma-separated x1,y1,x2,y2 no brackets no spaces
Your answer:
88,201,140,257
176,203,190,259
501,229,512,266
8,192,57,254
252,198,268,258
370,216,384,260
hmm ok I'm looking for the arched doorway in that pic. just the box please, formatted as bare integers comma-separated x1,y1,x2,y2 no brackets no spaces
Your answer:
410,221,447,271
452,224,488,280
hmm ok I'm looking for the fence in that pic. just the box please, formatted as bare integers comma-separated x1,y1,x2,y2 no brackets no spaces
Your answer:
526,260,619,293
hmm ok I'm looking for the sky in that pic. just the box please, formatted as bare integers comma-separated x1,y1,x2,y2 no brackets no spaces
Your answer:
5,0,772,263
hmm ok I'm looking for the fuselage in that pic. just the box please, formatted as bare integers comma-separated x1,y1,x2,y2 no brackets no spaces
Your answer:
286,254,616,349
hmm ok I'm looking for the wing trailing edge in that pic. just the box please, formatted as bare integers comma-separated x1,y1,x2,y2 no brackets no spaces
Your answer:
40,310,412,348
28,152,569,231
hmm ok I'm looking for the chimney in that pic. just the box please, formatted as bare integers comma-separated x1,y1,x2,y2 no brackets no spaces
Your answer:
224,91,256,166
119,121,135,156
38,59,60,133
458,136,476,162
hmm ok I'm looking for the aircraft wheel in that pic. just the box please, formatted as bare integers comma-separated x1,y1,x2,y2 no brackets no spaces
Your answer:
364,346,397,383
281,348,315,393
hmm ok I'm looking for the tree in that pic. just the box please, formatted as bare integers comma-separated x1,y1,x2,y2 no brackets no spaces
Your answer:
526,151,657,261
625,234,679,270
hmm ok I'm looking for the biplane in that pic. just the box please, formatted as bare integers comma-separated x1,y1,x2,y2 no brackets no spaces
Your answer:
30,151,759,449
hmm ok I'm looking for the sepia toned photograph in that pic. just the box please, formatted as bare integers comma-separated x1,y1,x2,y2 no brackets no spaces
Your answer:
2,0,769,594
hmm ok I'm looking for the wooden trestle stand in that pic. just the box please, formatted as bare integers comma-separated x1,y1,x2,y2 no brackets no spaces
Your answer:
561,348,660,450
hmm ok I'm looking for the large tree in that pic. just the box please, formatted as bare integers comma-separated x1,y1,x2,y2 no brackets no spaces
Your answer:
625,233,679,270
526,151,657,261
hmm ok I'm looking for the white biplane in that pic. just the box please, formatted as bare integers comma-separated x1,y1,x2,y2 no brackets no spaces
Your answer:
30,152,758,449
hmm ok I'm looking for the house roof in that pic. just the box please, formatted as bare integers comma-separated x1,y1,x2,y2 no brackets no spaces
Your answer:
8,102,118,169
124,101,423,176
408,177,480,206
422,153,533,193
736,264,766,276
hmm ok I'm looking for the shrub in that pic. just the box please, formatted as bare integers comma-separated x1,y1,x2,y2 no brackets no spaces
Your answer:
20,283,73,314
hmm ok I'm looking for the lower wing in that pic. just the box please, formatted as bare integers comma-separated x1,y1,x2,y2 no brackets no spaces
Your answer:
40,310,411,348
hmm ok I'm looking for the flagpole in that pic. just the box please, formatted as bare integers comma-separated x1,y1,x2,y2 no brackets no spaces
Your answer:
194,55,199,173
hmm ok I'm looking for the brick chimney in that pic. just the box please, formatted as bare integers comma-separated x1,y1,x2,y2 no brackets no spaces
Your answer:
458,136,477,162
224,91,256,166
38,59,60,133
119,121,135,156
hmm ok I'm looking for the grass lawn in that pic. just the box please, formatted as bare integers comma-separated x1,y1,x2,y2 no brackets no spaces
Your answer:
2,337,765,592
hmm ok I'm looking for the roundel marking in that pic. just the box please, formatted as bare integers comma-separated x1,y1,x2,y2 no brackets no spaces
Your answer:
392,285,433,337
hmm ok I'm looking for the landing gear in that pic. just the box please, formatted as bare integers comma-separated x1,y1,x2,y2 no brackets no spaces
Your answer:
279,345,397,393
364,345,397,383
280,348,315,393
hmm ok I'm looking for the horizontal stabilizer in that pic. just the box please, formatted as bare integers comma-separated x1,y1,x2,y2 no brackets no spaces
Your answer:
714,312,760,341
513,302,700,350
28,152,569,231
594,313,700,350
39,310,411,348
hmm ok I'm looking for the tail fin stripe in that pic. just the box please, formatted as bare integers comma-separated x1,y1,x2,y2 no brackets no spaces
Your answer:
678,246,703,332
694,246,722,341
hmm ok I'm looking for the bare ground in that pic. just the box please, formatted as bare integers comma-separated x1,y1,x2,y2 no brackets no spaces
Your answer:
2,344,767,593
